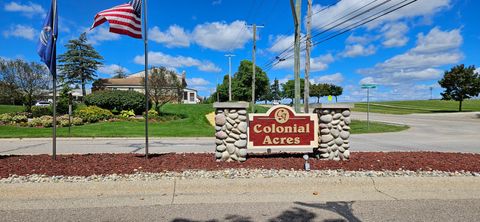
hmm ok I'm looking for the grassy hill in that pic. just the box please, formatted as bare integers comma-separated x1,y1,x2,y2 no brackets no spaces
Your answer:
0,105,24,114
353,99,480,114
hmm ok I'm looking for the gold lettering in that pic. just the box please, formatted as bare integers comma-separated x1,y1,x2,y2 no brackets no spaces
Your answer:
298,126,305,133
306,124,310,133
284,126,292,133
286,137,293,144
263,135,272,144
294,137,300,144
276,126,284,133
273,137,280,144
254,124,262,133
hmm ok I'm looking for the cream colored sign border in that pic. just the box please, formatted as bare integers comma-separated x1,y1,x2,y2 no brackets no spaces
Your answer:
247,105,319,149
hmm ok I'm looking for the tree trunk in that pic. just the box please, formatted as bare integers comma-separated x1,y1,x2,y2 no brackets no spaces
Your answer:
81,78,86,99
459,100,463,112
317,97,319,103
335,96,338,103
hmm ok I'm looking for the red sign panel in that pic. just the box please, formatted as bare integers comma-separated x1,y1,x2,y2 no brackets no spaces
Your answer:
248,105,318,149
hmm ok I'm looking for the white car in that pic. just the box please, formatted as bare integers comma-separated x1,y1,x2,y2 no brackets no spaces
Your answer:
34,101,51,107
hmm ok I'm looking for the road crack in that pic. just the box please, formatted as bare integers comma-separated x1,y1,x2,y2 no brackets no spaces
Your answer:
370,177,399,200
171,177,177,204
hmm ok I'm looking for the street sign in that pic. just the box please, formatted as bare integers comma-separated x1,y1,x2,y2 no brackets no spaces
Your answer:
248,105,318,149
361,83,377,89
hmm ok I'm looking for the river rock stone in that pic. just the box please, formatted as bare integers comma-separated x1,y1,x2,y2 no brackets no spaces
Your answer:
333,113,342,120
344,117,351,125
215,114,226,126
234,139,247,148
215,152,223,159
338,146,345,152
238,157,246,162
335,137,344,146
321,153,330,158
235,119,241,123
343,126,351,130
230,133,240,140
238,115,247,121
226,117,236,125
225,122,233,130
215,126,222,131
231,128,241,135
215,131,228,139
238,110,247,115
238,122,247,133
237,148,247,157
342,110,351,117
215,139,223,145
342,143,350,149
216,110,224,114
327,140,335,146
221,151,229,161
318,148,328,153
226,144,236,154
319,143,328,148
319,123,328,129
329,152,335,159
340,131,350,140
343,150,350,159
321,134,334,143
320,114,333,123
225,137,236,143
216,145,226,152
230,154,239,161
228,112,239,119
331,129,340,137
322,109,329,115
240,133,247,139
320,129,330,135
332,119,340,125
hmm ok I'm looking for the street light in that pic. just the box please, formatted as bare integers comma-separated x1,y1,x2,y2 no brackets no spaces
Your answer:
361,83,377,130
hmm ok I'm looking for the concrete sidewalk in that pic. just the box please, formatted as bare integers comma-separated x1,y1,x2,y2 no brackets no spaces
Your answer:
1,177,479,210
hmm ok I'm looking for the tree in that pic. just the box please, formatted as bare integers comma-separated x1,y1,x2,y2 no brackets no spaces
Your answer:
231,60,270,102
270,78,282,102
112,67,127,78
329,84,343,102
438,64,480,111
145,67,184,113
58,33,103,98
282,78,305,104
309,83,330,103
7,60,50,111
0,59,22,105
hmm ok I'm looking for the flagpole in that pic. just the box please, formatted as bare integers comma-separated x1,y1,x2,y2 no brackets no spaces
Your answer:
52,0,57,160
143,0,149,158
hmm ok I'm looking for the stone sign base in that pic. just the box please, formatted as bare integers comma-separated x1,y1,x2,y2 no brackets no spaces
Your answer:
313,104,354,161
214,102,249,162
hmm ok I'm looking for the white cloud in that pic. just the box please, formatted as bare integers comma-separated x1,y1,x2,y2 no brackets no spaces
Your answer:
340,44,376,58
4,1,45,17
346,33,376,45
192,20,252,51
2,24,35,40
268,34,294,53
149,25,190,48
134,51,221,73
475,68,480,74
311,0,450,31
314,73,344,84
86,26,121,45
98,64,130,76
381,22,409,48
278,74,293,84
358,27,463,86
187,78,210,86
212,0,222,5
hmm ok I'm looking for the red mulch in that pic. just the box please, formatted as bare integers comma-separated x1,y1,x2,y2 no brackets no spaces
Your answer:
1,152,479,178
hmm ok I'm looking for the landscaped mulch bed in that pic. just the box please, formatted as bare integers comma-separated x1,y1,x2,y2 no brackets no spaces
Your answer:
1,152,479,178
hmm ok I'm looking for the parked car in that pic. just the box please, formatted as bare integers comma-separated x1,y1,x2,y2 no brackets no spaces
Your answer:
272,100,280,105
34,101,51,107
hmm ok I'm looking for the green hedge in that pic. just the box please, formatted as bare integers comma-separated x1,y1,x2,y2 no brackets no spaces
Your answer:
31,106,52,117
74,106,113,123
84,90,148,114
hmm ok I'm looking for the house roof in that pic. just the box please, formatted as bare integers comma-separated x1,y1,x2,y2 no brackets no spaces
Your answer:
103,77,143,86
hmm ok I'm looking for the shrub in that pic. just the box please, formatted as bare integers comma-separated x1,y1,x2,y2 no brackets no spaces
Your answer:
0,113,13,124
84,90,148,114
120,109,136,118
72,117,84,126
28,115,53,128
32,106,52,117
12,115,28,123
74,106,113,123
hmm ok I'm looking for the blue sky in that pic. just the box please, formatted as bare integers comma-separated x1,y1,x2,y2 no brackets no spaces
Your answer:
1,0,479,102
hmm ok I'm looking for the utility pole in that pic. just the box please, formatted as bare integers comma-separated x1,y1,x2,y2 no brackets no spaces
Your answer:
225,54,235,101
290,0,302,113
248,24,264,113
304,0,312,113
430,86,433,100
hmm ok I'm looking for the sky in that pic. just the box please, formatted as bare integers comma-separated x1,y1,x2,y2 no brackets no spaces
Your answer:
1,0,479,102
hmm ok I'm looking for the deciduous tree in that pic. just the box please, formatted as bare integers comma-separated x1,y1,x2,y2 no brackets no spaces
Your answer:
438,64,480,111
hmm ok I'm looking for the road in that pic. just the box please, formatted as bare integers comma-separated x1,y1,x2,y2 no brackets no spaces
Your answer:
1,177,479,221
0,111,479,155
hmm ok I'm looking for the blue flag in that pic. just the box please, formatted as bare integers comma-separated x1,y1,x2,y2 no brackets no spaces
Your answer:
37,0,57,76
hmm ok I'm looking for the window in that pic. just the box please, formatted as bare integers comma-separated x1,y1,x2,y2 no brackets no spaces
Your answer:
189,92,195,102
183,91,188,100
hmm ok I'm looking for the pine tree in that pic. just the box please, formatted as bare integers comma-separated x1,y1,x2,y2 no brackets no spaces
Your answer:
58,33,103,98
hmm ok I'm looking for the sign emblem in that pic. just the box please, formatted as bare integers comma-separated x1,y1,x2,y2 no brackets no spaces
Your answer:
248,105,318,149
40,26,52,46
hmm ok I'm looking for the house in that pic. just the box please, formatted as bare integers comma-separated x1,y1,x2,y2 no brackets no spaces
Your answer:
94,68,200,104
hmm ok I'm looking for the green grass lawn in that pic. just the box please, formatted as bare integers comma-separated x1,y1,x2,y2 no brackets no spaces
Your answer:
0,105,24,114
353,99,480,114
0,103,408,138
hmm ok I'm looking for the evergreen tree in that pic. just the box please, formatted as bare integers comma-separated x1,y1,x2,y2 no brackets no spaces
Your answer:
270,78,282,102
58,33,103,98
232,60,270,102
438,64,480,111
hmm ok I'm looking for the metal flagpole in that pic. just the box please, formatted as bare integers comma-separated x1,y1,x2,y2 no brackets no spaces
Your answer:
143,0,149,158
52,0,57,160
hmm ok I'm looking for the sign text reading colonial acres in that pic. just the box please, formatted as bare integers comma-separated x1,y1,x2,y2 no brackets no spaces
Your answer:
248,105,318,149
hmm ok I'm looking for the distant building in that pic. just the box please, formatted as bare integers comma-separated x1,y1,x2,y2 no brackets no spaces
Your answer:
94,68,200,104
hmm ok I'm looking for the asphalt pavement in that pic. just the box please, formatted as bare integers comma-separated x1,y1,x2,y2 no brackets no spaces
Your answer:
0,111,478,155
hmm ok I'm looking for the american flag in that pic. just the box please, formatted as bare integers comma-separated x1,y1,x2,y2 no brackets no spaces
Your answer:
91,0,142,39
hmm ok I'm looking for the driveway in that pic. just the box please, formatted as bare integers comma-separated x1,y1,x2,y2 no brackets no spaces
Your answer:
0,112,478,155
